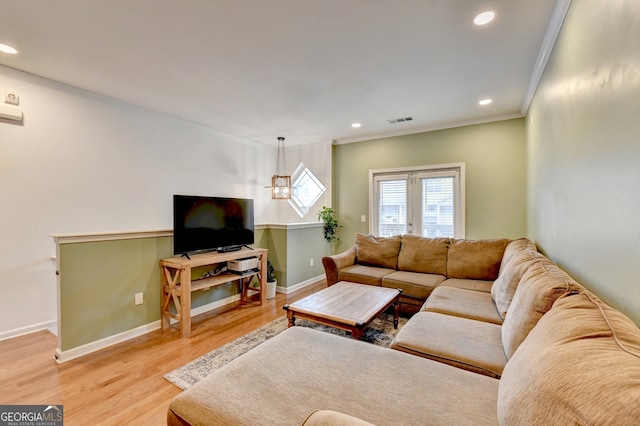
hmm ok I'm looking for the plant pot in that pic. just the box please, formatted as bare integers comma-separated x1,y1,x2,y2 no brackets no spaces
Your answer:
266,280,277,300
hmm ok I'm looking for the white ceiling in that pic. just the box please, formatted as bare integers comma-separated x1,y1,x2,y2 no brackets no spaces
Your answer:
0,0,562,147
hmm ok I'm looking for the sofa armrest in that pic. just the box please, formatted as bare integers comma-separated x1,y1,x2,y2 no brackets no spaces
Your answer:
322,246,357,286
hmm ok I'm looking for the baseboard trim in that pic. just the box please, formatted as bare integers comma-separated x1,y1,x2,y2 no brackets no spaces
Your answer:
280,274,325,294
54,321,161,364
0,320,58,342
42,279,322,363
54,294,242,363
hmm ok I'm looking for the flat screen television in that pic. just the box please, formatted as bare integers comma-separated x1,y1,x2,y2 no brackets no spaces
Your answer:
173,195,255,255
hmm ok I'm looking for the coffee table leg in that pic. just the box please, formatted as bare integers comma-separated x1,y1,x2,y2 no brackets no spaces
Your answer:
393,300,399,329
287,310,296,328
352,323,364,340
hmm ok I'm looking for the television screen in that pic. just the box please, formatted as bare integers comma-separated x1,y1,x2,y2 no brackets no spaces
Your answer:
173,195,254,255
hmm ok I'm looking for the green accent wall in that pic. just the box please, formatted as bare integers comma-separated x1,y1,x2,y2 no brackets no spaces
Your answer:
256,224,328,288
285,225,327,284
58,224,327,352
526,0,640,325
59,237,170,351
58,236,241,351
333,118,527,252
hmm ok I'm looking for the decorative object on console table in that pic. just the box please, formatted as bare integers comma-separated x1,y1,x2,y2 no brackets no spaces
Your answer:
318,206,340,243
266,259,277,300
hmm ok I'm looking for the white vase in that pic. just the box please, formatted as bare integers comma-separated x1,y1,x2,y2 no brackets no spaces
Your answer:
266,280,277,299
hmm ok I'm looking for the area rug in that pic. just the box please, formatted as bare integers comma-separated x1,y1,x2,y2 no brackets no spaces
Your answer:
164,313,407,390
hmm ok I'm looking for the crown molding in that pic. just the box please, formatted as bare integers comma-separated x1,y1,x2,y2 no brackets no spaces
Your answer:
333,113,523,145
521,0,573,114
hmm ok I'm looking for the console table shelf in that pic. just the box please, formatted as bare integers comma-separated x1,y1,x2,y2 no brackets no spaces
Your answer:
160,248,267,338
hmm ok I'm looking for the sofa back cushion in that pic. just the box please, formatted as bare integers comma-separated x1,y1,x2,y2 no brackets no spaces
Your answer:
497,237,537,276
397,235,449,275
498,291,640,425
501,259,582,358
446,238,510,280
491,239,539,319
355,233,401,270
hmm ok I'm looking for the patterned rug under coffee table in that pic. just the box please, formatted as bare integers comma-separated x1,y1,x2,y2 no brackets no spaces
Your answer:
164,313,407,390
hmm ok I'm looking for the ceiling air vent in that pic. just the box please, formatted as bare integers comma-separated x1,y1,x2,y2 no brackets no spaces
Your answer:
387,116,414,124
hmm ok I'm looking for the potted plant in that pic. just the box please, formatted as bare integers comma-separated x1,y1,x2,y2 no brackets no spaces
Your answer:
266,259,277,300
318,206,340,243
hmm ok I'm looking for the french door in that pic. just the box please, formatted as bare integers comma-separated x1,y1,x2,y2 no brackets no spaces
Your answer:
370,164,464,238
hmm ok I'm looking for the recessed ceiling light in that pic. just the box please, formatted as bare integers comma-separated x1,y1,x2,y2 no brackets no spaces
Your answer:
0,43,18,55
474,11,496,26
479,99,493,106
351,123,362,128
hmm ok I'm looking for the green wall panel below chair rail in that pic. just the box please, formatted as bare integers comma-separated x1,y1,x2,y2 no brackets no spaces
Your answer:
58,224,327,352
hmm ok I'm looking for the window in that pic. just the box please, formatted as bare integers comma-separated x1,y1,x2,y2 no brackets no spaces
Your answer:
289,163,326,217
370,163,465,238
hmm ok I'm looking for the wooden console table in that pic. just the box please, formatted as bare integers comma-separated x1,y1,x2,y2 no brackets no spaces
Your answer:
160,248,267,337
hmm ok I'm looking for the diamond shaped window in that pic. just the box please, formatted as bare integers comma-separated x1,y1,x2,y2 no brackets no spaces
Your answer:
289,164,326,217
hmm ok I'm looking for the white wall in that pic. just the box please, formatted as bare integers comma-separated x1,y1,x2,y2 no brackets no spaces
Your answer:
264,140,333,224
527,0,640,324
0,65,332,338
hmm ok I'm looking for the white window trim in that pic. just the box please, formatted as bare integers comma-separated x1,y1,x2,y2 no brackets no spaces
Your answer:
368,162,465,238
288,162,326,218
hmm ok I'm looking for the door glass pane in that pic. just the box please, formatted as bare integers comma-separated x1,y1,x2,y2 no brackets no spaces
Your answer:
378,179,407,236
421,177,454,237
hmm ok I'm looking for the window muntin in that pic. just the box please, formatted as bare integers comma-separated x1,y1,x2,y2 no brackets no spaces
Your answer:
289,164,326,217
370,164,464,238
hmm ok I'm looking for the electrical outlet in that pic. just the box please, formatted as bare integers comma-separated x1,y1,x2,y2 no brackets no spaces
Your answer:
134,292,143,305
309,258,314,267
5,90,19,105
361,214,367,222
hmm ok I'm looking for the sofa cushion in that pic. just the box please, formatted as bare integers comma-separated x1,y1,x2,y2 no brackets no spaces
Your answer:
501,258,582,358
338,264,394,286
422,286,503,325
391,312,507,378
440,278,493,293
446,238,510,280
302,410,376,426
397,235,449,275
498,291,640,425
355,233,401,269
491,248,541,319
381,271,445,299
168,326,500,426
497,237,537,276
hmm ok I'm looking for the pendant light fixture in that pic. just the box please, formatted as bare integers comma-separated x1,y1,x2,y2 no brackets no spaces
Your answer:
268,136,291,199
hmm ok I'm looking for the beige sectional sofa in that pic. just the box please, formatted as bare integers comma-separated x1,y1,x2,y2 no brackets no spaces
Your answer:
167,235,640,425
322,233,511,313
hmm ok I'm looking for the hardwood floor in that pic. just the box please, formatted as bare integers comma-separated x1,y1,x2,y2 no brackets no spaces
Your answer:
0,280,326,425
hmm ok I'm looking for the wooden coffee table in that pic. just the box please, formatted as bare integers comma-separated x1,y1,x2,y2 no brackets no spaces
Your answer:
283,281,402,339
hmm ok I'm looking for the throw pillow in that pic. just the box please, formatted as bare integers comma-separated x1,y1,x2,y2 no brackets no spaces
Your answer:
491,246,541,319
497,237,537,276
355,233,401,270
501,258,582,358
446,238,510,280
397,234,449,275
